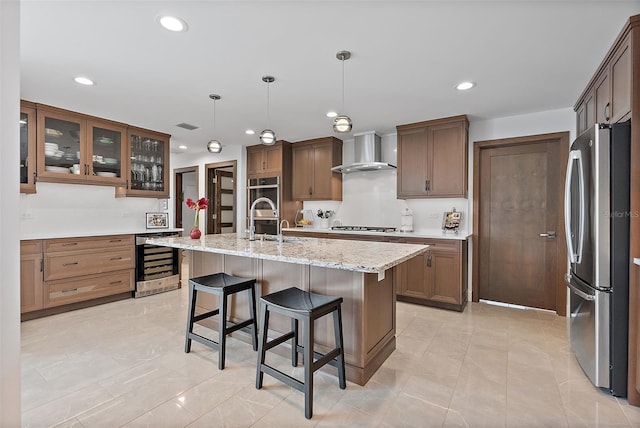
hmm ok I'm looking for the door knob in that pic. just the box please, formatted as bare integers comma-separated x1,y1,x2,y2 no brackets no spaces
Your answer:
539,231,557,238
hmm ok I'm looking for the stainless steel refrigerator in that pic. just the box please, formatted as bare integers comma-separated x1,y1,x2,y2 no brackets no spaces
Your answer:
564,121,630,396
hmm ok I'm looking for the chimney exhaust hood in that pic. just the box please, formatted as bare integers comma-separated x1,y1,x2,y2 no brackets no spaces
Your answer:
331,131,396,174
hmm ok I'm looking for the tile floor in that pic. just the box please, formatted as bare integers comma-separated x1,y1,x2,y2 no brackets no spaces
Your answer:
21,286,640,427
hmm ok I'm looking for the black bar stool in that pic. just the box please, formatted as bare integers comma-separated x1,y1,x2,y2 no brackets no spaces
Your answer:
256,287,346,419
185,273,258,370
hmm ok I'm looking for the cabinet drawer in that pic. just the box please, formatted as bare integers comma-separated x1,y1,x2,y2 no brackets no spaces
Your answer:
44,234,133,253
21,239,42,255
44,247,135,281
399,238,460,252
44,270,134,308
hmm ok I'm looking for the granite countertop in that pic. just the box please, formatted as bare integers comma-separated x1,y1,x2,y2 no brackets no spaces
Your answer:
283,227,471,241
146,232,429,279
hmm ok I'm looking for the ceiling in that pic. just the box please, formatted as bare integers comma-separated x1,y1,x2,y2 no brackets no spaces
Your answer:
20,1,640,154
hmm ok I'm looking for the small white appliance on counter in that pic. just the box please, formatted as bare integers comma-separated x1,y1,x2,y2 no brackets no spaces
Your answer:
400,207,413,232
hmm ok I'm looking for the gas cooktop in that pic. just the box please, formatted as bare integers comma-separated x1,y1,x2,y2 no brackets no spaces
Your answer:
331,226,397,233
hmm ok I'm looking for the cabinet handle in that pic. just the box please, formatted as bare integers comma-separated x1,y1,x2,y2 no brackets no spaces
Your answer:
109,239,123,243
62,242,78,246
308,187,313,195
61,288,78,293
62,262,79,266
40,259,44,272
425,180,431,192
110,256,123,261
109,280,123,285
426,254,432,267
85,164,89,175
605,102,610,122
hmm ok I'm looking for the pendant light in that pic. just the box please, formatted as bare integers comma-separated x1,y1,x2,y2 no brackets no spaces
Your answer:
207,94,222,153
333,50,352,133
259,75,276,145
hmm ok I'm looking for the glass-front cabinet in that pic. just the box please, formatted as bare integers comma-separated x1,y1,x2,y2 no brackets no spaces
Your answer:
115,127,170,198
36,106,126,185
20,101,37,194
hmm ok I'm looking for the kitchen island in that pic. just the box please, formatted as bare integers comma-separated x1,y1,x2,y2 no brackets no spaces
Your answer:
146,233,428,385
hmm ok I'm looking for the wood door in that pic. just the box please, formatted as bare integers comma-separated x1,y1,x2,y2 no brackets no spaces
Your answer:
214,170,235,233
246,146,264,176
399,253,429,299
473,132,568,313
20,102,37,194
263,145,283,175
20,252,43,313
611,37,631,122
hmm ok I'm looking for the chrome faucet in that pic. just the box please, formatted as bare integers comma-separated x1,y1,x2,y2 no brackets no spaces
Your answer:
249,197,277,241
278,219,290,243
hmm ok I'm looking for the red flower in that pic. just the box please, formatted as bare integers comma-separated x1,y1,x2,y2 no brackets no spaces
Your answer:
186,197,208,211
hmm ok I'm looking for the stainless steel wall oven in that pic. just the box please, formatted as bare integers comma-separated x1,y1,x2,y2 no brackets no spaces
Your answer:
134,232,180,298
247,176,280,235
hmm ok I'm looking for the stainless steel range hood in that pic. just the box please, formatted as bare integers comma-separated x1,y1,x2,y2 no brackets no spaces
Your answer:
331,131,397,174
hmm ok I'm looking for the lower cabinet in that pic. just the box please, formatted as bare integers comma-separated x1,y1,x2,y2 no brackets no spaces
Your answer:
396,239,468,311
20,240,43,313
20,234,135,318
284,230,468,311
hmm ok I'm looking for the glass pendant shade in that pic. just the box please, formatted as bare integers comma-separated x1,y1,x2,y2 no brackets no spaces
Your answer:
207,140,222,153
333,115,352,133
259,129,276,145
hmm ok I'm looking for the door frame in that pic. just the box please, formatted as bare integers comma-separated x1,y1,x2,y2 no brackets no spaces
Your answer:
472,131,570,316
174,166,199,229
205,160,237,234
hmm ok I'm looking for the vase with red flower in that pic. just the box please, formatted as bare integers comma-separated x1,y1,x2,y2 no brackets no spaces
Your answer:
186,197,208,239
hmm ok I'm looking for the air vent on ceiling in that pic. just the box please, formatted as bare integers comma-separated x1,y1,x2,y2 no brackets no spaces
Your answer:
176,122,199,130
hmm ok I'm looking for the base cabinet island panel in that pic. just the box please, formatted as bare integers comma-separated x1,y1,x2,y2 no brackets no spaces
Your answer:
147,234,427,385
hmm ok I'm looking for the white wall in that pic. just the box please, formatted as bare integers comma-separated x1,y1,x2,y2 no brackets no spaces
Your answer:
170,144,245,233
1,1,22,425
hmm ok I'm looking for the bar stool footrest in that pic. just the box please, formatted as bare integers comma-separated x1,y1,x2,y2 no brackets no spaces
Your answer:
265,331,295,352
193,309,220,323
259,364,305,393
188,332,219,350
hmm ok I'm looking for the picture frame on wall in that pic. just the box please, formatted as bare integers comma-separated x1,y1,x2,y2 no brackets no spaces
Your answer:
146,212,169,229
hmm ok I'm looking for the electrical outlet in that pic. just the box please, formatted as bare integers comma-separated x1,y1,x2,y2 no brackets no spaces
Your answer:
161,199,168,210
21,211,33,219
428,212,440,219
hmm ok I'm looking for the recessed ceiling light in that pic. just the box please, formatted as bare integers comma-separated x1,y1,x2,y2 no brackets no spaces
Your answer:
326,111,338,118
456,81,475,91
245,129,255,135
158,15,188,32
74,76,94,86
178,144,188,150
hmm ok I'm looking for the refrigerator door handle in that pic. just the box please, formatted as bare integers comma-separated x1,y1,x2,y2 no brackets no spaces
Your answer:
565,150,585,263
568,281,595,301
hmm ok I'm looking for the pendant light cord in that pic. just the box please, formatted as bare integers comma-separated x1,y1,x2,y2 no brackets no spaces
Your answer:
266,81,271,127
213,99,216,129
341,57,345,114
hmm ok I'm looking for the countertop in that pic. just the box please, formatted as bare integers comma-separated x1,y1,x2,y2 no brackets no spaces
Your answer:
283,227,471,241
21,228,184,241
146,232,429,279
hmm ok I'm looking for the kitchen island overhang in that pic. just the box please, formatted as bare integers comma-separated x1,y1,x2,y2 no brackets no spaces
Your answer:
147,233,428,385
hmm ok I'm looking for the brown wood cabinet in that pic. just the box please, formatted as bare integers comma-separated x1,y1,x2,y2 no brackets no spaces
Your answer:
20,240,43,313
115,127,170,198
292,137,342,201
21,234,135,318
20,101,37,194
246,143,284,177
575,35,632,134
36,104,128,186
396,115,469,198
283,230,468,311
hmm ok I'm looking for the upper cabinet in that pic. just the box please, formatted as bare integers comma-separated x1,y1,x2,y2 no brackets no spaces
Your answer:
20,101,37,194
246,144,283,177
22,101,170,197
396,115,468,199
292,137,342,201
115,127,170,198
35,104,127,186
575,34,632,134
